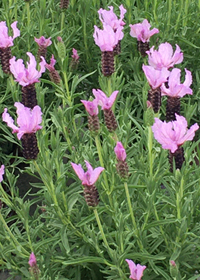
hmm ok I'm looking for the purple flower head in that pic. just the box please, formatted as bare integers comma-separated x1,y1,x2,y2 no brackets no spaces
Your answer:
114,142,126,161
93,24,120,51
10,52,46,86
45,54,56,71
147,42,183,70
170,260,176,267
92,89,119,109
129,19,159,43
81,99,99,116
34,36,52,48
0,21,20,48
161,68,193,97
98,5,126,31
2,102,43,140
126,259,146,280
71,48,79,61
0,165,4,183
29,252,37,267
71,161,104,186
152,114,199,153
142,65,169,89
57,36,63,42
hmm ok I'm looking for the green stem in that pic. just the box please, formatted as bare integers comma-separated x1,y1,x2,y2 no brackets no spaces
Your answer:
95,135,113,206
124,182,143,250
93,208,113,257
62,71,71,106
125,0,132,24
153,0,158,25
166,0,172,35
175,0,183,32
61,11,65,31
148,126,153,178
183,0,189,27
95,136,109,191
26,2,30,28
176,176,184,220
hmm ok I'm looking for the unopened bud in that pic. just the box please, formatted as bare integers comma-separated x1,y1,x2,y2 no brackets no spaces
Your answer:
170,260,179,278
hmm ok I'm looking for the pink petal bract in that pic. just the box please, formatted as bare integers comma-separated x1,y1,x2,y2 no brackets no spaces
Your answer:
81,99,99,116
0,165,5,183
130,19,159,43
93,25,118,51
142,65,169,89
28,252,37,267
2,108,19,133
92,89,119,109
125,259,146,280
71,161,104,186
34,36,52,47
152,115,199,153
10,52,46,86
147,42,183,70
114,142,127,161
0,21,20,48
161,68,192,97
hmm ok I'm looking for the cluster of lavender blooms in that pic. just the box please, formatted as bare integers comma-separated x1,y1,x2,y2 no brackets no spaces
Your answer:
0,21,79,159
93,5,126,76
130,19,199,171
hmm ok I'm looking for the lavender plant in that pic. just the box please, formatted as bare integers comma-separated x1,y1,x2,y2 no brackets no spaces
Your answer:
0,0,200,280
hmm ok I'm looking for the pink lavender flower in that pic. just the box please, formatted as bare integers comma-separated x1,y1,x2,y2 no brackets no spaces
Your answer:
2,102,42,140
0,165,4,183
126,259,146,280
28,252,37,267
81,99,99,116
71,161,104,186
34,36,52,48
147,42,183,70
98,5,126,31
114,142,126,161
57,36,63,42
142,65,169,89
71,48,79,61
10,52,46,86
93,24,122,51
45,54,56,72
130,19,159,43
161,68,193,97
92,89,119,109
152,114,199,153
0,21,20,48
